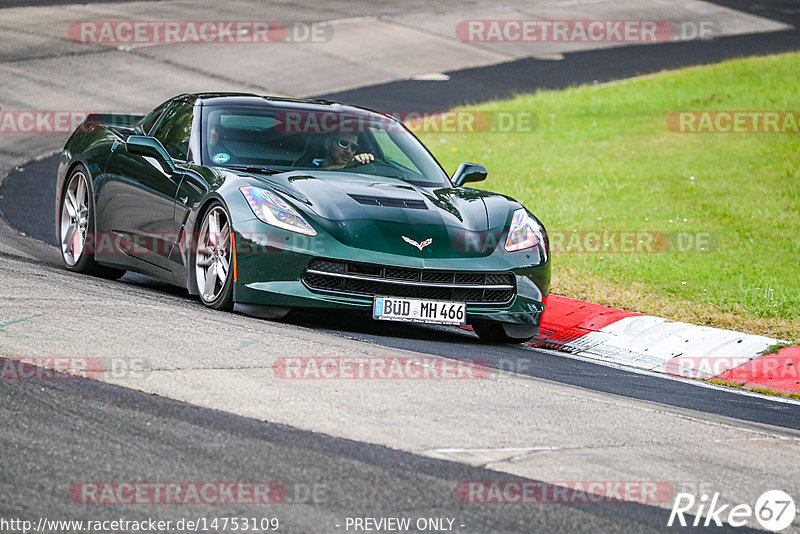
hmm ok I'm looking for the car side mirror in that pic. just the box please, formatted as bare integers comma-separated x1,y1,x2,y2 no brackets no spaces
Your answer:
126,135,176,174
452,162,487,187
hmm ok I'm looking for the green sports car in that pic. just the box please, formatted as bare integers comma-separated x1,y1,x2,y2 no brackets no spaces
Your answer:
55,93,549,343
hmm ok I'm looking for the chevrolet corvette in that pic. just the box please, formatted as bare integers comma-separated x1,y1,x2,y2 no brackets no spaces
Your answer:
55,93,549,342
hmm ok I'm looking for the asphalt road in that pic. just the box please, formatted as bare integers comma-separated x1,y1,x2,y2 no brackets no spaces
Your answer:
2,359,755,534
4,250,795,533
321,29,800,112
320,0,800,112
291,310,800,430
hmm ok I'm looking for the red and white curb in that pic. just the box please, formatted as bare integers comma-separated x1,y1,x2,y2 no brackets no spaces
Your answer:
530,295,800,395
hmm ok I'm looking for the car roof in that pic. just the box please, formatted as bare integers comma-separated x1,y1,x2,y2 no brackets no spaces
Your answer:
179,92,382,116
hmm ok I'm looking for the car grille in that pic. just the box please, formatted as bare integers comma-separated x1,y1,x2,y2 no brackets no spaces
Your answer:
302,259,516,304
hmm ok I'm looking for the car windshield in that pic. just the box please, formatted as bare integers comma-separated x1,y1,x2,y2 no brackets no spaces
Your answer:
201,105,451,187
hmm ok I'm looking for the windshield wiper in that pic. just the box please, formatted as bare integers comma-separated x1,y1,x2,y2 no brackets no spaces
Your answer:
223,164,282,175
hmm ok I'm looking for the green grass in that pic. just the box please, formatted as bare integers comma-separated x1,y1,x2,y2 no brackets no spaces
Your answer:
706,379,800,400
419,53,800,339
761,342,795,355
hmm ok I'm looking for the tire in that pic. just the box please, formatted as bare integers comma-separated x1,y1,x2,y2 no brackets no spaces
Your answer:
194,201,234,311
58,165,126,280
472,321,538,344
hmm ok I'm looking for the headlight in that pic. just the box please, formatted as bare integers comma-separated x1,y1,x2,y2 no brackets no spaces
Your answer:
504,208,544,252
240,186,317,236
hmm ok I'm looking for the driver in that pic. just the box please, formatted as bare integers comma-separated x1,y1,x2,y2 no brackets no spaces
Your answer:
208,124,232,161
313,133,374,169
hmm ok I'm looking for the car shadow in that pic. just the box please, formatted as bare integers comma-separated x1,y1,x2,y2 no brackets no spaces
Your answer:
283,308,481,344
111,271,490,346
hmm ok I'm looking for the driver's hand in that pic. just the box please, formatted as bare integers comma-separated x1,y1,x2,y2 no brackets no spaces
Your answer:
353,153,374,165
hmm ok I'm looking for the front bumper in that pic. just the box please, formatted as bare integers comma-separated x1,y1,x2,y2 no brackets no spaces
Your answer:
231,221,550,326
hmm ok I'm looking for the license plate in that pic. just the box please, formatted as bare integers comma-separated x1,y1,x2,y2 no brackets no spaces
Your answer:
372,296,466,326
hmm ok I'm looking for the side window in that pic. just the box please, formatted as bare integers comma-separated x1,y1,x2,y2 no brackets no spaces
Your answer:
152,101,195,161
140,100,169,135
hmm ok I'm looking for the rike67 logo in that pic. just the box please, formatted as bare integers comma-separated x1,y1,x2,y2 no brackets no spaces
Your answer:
669,490,796,531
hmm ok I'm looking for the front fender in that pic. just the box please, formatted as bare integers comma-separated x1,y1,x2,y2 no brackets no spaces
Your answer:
54,122,121,240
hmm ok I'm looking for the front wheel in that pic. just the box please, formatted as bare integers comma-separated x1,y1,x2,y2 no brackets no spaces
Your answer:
59,165,125,280
472,321,538,344
194,202,234,311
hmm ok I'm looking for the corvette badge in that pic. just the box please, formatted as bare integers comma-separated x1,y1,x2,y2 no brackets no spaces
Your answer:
402,236,432,251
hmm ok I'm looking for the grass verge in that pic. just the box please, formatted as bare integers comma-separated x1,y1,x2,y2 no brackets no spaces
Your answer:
419,52,800,341
705,379,800,400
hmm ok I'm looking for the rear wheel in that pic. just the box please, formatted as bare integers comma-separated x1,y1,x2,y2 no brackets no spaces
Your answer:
59,165,125,280
472,321,538,344
195,202,234,311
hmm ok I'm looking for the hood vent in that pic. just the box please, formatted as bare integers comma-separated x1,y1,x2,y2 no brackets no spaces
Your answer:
349,194,427,210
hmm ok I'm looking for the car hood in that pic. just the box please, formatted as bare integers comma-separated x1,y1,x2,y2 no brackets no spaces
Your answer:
248,170,516,258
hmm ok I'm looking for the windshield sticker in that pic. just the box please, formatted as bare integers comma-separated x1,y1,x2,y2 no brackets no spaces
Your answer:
212,152,230,164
